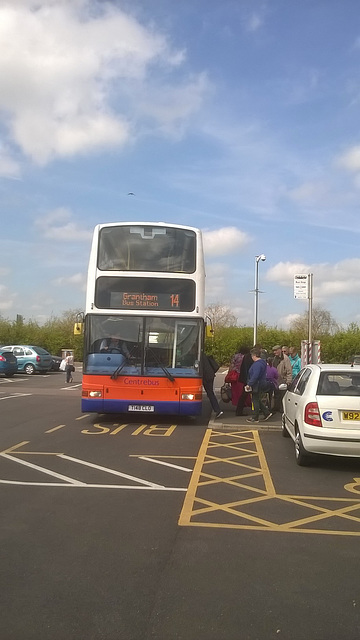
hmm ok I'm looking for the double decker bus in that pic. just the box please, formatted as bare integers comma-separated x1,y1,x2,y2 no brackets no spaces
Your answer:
81,222,205,416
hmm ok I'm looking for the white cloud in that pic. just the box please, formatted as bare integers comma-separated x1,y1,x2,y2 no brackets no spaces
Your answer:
288,181,330,206
0,0,207,164
0,284,17,311
53,272,86,290
0,145,21,179
278,313,302,329
337,145,360,172
266,261,311,287
35,208,93,241
267,258,360,299
203,226,251,257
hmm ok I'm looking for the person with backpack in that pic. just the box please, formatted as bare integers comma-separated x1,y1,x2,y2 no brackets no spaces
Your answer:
245,346,273,423
226,345,252,413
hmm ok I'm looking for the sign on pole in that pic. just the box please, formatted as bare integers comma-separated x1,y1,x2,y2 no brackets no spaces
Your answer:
294,274,309,299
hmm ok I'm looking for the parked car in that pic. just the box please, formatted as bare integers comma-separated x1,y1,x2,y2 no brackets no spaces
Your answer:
1,345,52,375
51,355,62,371
0,349,18,377
282,364,360,465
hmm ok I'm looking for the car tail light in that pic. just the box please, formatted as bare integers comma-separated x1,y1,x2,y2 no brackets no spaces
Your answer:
36,355,40,362
304,402,322,427
0,356,5,362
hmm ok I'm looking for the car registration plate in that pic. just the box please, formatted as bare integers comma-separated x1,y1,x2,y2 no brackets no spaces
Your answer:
342,411,360,420
128,405,155,412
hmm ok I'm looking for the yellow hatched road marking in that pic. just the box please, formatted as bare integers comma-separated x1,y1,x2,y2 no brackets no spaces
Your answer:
179,429,360,536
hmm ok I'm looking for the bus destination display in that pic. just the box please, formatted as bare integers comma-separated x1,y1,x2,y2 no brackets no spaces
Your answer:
95,276,196,312
112,292,181,310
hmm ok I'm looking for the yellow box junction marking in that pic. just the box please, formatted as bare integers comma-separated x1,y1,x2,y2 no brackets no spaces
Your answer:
179,429,360,536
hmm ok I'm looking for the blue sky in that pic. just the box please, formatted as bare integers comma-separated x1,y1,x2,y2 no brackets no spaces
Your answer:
1,0,360,328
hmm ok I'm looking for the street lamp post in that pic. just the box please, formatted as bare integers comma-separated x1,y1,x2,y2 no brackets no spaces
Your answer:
253,254,266,346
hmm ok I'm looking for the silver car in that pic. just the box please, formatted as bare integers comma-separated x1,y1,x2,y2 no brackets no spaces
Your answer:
282,364,360,465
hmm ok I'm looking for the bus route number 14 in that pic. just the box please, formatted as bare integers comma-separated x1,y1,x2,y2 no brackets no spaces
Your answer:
171,294,179,308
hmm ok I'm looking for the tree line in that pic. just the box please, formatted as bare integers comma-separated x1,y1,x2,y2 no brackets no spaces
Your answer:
0,310,84,360
205,304,360,365
0,304,359,365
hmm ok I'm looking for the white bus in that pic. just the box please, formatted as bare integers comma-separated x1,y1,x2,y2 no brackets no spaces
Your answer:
81,222,206,415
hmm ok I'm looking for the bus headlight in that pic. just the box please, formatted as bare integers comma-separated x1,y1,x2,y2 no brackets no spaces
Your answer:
182,393,195,400
181,393,202,401
89,390,102,397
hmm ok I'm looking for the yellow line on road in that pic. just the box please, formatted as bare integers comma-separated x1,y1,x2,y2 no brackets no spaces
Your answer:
179,428,360,536
45,425,66,433
178,428,212,526
0,441,30,454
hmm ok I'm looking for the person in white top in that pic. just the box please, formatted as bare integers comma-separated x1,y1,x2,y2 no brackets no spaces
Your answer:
65,351,74,383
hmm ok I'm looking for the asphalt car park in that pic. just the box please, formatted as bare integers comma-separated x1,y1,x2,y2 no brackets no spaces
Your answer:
1,372,360,639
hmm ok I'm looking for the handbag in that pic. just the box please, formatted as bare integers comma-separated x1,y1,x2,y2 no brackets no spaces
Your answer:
225,368,238,383
60,359,66,371
220,383,232,403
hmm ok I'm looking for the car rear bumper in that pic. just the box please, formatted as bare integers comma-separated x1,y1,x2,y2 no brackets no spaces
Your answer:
303,428,360,457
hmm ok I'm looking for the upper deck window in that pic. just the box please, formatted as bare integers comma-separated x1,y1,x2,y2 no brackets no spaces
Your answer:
98,225,196,273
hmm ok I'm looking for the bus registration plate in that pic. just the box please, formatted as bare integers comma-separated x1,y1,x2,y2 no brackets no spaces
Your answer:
128,405,155,412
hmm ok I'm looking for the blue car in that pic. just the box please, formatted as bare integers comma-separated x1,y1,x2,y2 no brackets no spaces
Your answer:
1,345,52,375
0,349,18,377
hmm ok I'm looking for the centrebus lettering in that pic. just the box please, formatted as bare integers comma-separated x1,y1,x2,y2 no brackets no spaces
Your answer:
124,378,160,386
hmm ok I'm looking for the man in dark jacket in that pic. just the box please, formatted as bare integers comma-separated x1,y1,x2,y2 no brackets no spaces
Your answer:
246,347,273,423
202,354,223,419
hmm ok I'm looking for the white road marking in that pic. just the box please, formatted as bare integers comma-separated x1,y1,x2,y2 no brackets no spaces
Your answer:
139,456,193,472
61,384,82,390
0,378,29,384
0,480,186,490
0,393,32,401
0,452,85,485
59,454,164,487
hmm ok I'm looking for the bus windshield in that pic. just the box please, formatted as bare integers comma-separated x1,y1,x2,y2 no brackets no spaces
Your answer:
84,314,202,377
97,225,196,273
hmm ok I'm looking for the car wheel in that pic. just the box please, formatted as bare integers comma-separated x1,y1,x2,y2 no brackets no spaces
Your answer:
24,363,35,375
294,427,311,466
281,413,290,437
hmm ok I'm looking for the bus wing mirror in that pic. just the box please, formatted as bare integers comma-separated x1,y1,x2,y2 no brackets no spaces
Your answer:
74,322,83,335
206,325,214,338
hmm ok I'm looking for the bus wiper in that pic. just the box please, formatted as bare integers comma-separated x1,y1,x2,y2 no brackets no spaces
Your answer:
110,345,137,380
145,347,175,382
110,358,127,380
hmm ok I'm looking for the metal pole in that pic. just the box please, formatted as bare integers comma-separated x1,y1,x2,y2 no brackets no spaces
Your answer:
253,258,259,346
253,255,266,346
308,273,313,363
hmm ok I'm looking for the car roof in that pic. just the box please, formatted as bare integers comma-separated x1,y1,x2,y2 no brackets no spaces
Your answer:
3,344,44,348
304,364,360,372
